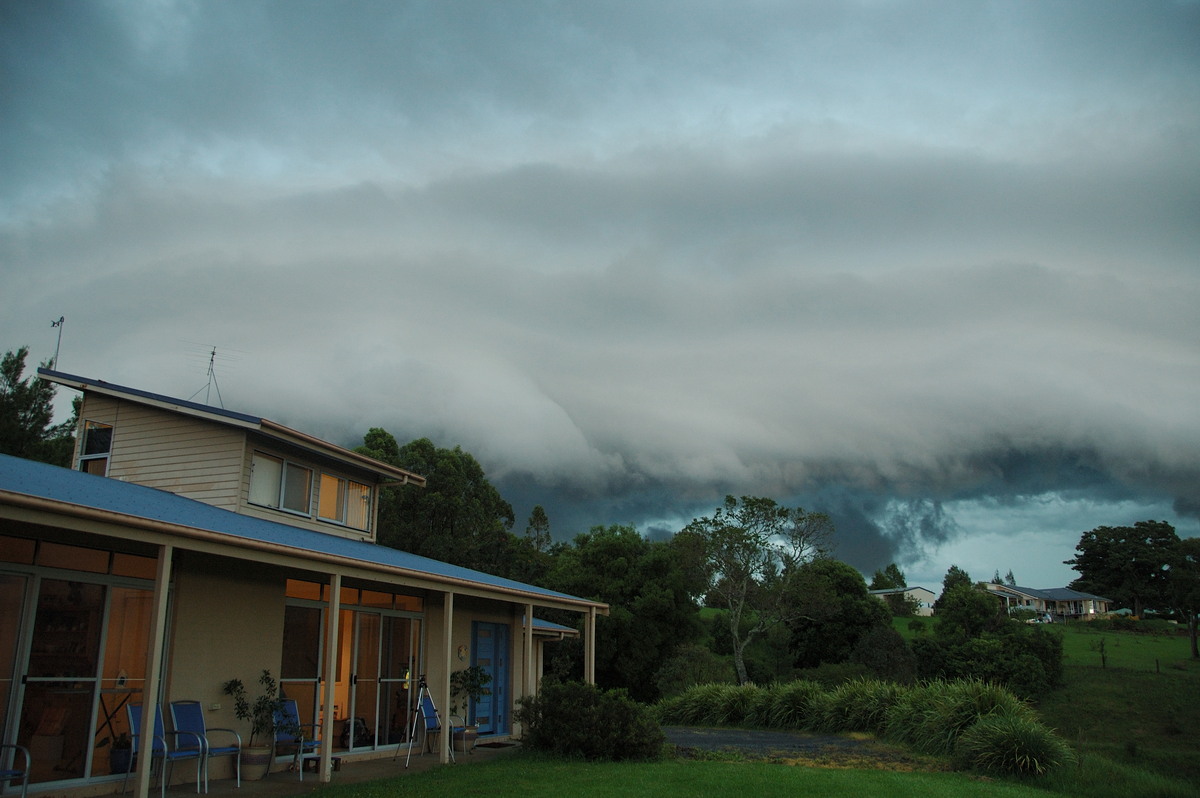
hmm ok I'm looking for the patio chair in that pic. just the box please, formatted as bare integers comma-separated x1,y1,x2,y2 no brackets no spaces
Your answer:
395,693,459,767
0,743,30,798
124,704,202,798
169,700,241,792
273,699,319,781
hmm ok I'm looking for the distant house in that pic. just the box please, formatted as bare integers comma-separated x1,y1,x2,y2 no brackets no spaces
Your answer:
868,586,936,616
984,583,1111,621
0,368,608,796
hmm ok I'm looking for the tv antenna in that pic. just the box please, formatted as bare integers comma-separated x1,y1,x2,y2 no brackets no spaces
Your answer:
188,347,226,408
50,316,65,368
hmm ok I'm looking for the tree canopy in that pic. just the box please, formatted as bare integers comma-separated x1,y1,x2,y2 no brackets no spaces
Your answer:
681,495,834,684
543,525,704,701
356,430,517,573
0,347,73,466
1065,520,1180,616
787,557,890,668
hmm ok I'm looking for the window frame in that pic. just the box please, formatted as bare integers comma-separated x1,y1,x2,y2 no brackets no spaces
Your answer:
249,451,314,517
317,472,372,532
78,420,113,476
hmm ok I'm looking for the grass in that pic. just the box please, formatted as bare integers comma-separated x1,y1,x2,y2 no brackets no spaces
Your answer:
314,753,1067,798
895,615,1200,793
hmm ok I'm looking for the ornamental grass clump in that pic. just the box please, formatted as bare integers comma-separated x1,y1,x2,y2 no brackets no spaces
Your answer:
765,680,825,731
953,711,1076,776
819,678,904,733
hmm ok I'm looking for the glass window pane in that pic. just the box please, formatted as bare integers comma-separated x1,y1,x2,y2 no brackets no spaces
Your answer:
82,422,113,456
111,553,156,579
282,605,323,680
249,453,283,507
0,535,35,564
318,474,346,522
286,579,323,600
346,482,371,531
37,543,109,574
282,464,312,514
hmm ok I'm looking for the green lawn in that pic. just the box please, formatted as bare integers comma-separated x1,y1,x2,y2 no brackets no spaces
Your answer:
316,754,1067,798
1037,623,1200,788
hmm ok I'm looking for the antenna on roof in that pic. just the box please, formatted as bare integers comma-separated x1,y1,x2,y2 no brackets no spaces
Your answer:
50,316,65,368
187,347,226,409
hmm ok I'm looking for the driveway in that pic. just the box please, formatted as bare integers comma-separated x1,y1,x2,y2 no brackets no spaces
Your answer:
663,726,938,770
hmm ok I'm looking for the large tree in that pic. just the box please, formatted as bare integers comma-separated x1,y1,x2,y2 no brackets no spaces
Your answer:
787,558,891,668
356,430,517,573
1166,537,1200,659
681,495,833,684
1065,521,1180,617
0,346,73,466
543,525,704,701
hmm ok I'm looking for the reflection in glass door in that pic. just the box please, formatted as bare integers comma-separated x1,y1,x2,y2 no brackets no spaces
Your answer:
380,617,418,746
19,579,104,783
0,575,29,774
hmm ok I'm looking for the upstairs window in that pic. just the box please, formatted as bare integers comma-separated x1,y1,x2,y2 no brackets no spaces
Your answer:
79,421,113,476
249,452,312,515
318,473,372,531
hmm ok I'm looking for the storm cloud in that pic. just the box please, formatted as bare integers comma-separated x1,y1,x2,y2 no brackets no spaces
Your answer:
3,1,1197,589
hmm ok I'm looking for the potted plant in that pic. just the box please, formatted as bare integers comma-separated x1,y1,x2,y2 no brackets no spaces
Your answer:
449,666,492,752
222,669,292,780
108,731,132,775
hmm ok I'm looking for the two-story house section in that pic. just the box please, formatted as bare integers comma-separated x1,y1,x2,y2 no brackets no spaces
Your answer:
41,370,424,541
0,369,606,798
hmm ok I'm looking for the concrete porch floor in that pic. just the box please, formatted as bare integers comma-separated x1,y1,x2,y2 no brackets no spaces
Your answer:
194,743,520,798
32,743,521,798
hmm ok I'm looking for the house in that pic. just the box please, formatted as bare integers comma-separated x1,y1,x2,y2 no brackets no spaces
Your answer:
983,583,1111,621
0,369,608,796
868,586,936,616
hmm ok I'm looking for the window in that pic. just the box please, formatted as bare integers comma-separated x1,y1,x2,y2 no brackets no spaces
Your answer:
79,421,113,476
249,452,312,515
318,473,372,531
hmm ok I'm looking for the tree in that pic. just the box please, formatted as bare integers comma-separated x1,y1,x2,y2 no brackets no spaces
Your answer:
0,346,73,466
869,563,907,590
544,525,703,701
1165,537,1200,659
355,431,517,573
786,558,890,668
935,583,1004,640
934,564,973,609
681,495,834,684
525,505,551,553
1065,521,1180,617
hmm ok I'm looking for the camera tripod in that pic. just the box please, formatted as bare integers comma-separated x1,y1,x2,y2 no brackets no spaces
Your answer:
394,675,456,768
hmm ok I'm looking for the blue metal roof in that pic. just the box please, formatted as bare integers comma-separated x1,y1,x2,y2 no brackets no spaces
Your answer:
0,453,593,607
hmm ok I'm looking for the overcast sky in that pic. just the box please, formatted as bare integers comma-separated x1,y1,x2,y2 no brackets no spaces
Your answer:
3,1,1198,593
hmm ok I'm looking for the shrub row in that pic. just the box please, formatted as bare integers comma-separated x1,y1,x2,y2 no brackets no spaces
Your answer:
656,677,1074,777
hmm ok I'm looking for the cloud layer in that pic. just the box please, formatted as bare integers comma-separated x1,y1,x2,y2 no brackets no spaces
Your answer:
3,1,1198,589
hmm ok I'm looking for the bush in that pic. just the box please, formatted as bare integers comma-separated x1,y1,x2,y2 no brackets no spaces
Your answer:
954,711,1076,776
516,681,664,761
850,625,917,683
818,679,904,733
764,680,826,730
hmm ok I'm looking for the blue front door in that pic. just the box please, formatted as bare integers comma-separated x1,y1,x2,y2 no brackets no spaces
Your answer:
471,622,508,735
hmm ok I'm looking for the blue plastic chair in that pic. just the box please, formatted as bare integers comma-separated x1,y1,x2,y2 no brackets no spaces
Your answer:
0,743,30,798
273,699,319,781
169,700,241,792
124,704,202,798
